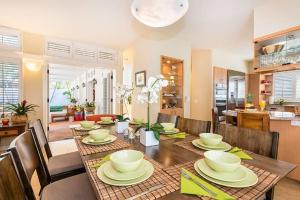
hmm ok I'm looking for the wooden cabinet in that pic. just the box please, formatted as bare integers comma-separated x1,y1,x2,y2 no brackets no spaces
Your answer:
0,124,26,147
213,67,227,87
160,56,184,117
0,130,18,137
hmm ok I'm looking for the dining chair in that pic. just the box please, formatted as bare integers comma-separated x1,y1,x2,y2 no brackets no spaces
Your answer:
86,114,117,122
0,152,26,200
217,123,279,159
30,119,85,182
176,117,211,136
211,107,221,133
237,111,270,132
217,124,279,200
7,130,96,200
156,112,179,125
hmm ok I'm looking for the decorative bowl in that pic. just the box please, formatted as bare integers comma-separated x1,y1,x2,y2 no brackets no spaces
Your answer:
80,121,95,129
133,118,144,124
262,44,284,54
110,150,144,172
89,129,110,141
199,133,223,145
160,123,175,131
101,117,113,122
204,150,241,172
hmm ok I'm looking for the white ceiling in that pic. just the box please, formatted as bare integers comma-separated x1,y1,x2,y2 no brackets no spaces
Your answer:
0,0,267,59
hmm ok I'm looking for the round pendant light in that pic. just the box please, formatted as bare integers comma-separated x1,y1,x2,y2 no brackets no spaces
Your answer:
131,0,189,28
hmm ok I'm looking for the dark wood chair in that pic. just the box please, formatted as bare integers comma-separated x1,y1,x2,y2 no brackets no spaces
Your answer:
176,117,211,136
7,130,96,200
217,123,279,159
0,152,26,200
156,112,179,125
217,124,279,200
212,107,220,133
30,119,85,182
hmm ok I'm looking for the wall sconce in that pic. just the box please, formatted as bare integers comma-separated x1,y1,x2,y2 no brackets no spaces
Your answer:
26,62,41,72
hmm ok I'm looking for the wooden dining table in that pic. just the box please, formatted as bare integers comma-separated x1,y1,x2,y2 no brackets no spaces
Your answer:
71,124,296,200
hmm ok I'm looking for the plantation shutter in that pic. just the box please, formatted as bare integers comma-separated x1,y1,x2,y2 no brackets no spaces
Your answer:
0,27,21,50
273,70,300,102
0,60,20,113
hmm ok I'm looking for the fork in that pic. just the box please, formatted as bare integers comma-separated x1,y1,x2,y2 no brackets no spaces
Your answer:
181,169,217,197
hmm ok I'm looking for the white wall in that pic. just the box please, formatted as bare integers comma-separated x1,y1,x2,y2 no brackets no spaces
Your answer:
129,38,191,123
254,0,300,38
190,49,213,121
212,49,248,73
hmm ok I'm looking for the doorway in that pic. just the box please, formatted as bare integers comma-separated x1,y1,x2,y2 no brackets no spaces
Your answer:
47,63,115,141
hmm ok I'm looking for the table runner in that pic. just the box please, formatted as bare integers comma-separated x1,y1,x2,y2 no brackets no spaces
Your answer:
75,137,131,156
85,157,179,200
164,160,279,200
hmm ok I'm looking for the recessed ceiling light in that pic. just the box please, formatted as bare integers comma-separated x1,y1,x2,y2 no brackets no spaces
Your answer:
131,0,189,28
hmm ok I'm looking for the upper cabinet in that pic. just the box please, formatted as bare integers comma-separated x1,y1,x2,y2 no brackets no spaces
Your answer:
254,26,300,73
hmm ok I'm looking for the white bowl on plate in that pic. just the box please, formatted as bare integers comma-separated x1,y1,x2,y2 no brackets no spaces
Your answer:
89,129,109,141
80,121,95,129
199,133,223,145
160,123,175,131
204,150,241,172
110,150,144,172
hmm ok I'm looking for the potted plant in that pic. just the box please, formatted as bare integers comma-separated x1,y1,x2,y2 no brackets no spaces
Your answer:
84,101,96,113
7,100,38,124
115,85,133,133
136,75,168,146
74,105,84,121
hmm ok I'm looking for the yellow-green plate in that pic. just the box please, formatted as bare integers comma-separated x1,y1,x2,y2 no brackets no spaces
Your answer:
97,121,115,125
74,125,101,131
97,160,154,186
129,121,141,125
194,160,258,188
82,135,117,145
103,160,151,181
197,139,230,149
192,139,231,151
161,128,180,135
197,159,248,182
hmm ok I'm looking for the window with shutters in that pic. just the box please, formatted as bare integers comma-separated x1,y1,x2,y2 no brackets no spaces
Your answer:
0,59,21,114
0,26,21,50
273,70,300,102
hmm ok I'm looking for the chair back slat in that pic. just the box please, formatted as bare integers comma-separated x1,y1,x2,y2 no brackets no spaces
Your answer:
0,152,26,200
237,112,270,132
176,118,211,136
156,113,178,125
8,130,50,193
217,124,279,159
211,107,220,133
31,119,52,158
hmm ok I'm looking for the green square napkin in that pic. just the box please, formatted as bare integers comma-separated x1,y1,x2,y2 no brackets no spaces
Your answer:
229,147,253,160
166,132,187,139
181,168,235,200
91,154,110,168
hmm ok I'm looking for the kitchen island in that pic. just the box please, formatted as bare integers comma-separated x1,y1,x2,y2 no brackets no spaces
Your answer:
223,110,300,181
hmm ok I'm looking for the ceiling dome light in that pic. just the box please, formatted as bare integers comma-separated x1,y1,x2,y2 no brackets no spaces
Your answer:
131,0,189,28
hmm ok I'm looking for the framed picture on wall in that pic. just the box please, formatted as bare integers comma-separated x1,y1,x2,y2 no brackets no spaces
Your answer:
135,70,146,87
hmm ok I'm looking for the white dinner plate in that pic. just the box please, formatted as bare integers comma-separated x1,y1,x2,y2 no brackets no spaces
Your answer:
197,159,248,182
74,125,101,131
194,160,258,188
97,160,154,186
103,160,151,181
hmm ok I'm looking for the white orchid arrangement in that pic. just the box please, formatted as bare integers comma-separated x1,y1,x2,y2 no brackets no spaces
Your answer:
115,84,134,121
136,75,168,139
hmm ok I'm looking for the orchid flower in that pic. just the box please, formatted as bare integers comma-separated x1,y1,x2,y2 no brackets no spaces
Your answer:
137,75,168,131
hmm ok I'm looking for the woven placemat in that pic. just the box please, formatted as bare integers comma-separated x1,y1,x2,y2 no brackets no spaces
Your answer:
85,157,179,200
174,140,206,156
75,137,131,156
164,160,279,200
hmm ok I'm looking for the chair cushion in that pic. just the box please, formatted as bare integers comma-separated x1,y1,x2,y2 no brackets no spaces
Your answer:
48,151,84,177
41,173,96,200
